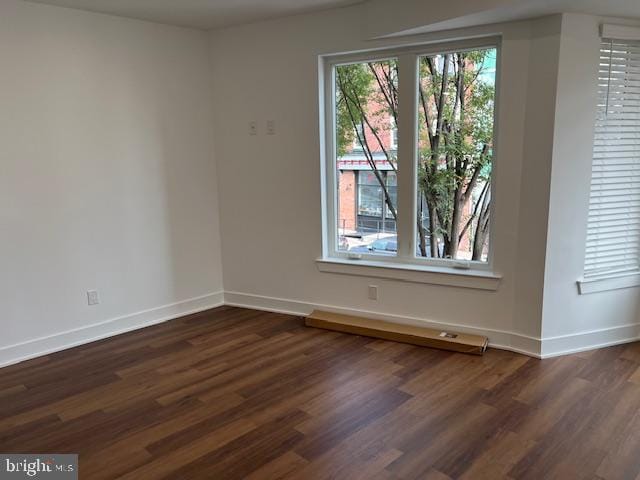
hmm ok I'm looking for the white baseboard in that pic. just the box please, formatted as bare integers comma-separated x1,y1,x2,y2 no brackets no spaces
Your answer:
0,291,224,368
541,322,640,358
225,291,640,358
5,289,637,367
226,291,640,358
223,291,543,358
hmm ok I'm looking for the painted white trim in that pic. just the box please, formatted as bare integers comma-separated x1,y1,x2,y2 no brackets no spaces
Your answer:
5,289,639,368
601,24,640,41
316,257,502,290
541,322,640,358
577,273,640,295
0,291,224,368
223,290,540,357
224,291,640,358
395,52,418,260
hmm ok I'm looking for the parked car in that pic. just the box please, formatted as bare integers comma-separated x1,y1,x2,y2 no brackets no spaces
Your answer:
348,235,431,257
349,237,397,256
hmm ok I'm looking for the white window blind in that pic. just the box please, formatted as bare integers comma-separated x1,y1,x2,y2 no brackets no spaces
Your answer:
585,35,640,280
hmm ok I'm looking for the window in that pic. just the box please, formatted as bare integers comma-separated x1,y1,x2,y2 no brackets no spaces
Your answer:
352,124,365,151
385,172,397,219
323,39,499,272
581,31,640,292
334,58,399,258
356,171,396,235
415,49,496,262
357,171,383,218
390,118,398,151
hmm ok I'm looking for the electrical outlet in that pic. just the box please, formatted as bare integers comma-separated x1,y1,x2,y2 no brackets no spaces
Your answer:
87,290,100,306
249,121,258,136
368,285,378,301
266,120,276,135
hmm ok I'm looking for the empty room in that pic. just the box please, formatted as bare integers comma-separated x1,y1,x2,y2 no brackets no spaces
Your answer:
2,0,640,478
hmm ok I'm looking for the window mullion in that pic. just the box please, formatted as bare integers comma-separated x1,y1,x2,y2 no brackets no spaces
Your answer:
325,64,337,257
396,54,418,260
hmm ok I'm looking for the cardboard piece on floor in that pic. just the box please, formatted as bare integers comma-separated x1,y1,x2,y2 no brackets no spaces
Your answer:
305,310,488,355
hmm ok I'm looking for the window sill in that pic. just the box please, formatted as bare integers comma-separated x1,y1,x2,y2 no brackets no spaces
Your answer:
577,273,640,295
316,257,502,291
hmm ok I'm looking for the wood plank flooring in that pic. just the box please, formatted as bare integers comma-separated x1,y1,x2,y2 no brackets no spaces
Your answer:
2,306,640,479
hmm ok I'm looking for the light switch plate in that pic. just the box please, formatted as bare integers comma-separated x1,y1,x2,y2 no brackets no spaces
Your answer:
368,285,378,300
87,290,100,306
266,120,276,135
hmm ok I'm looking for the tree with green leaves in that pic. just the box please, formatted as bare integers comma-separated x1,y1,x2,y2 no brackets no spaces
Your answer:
336,61,398,222
335,49,495,261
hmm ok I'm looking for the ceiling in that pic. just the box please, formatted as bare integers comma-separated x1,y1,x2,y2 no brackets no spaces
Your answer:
23,0,366,30
389,0,640,37
23,0,640,34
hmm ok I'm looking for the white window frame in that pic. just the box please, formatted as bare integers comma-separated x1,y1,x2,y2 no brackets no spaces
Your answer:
318,37,503,289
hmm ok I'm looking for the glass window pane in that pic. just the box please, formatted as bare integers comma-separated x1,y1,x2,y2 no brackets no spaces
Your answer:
358,185,383,216
385,172,397,218
390,119,398,151
335,59,398,256
360,171,380,186
415,48,496,262
386,172,397,186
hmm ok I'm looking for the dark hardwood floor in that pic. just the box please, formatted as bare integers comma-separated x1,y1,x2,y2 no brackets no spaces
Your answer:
1,306,640,479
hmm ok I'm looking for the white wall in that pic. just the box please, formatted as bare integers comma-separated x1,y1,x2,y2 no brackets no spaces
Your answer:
514,15,562,345
0,0,224,365
4,1,633,364
210,5,565,356
541,13,640,356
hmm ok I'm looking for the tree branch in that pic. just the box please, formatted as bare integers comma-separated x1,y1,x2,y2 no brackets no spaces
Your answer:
458,179,489,243
337,70,397,220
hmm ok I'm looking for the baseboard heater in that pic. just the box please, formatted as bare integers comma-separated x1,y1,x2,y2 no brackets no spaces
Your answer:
305,310,488,355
